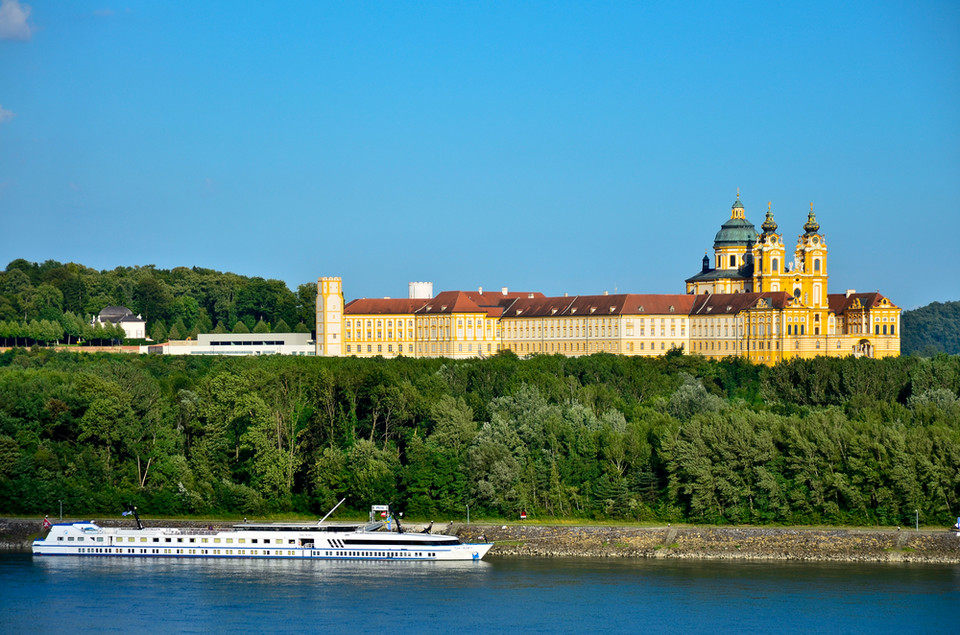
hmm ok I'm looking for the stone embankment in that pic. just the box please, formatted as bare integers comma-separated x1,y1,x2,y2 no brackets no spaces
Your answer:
454,523,960,563
5,517,959,563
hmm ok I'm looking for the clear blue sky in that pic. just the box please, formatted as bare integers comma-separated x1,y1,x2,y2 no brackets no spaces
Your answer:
1,1,957,309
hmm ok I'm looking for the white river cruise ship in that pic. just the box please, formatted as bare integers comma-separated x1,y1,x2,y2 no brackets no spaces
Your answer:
32,505,493,561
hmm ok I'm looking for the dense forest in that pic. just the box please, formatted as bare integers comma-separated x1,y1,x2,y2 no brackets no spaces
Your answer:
1,348,957,527
901,301,960,356
0,259,315,345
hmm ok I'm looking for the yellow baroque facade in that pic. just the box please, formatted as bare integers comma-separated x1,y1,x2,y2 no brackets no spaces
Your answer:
317,195,900,364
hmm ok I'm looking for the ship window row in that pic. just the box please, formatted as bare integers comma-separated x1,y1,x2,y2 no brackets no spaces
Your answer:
112,536,291,545
343,538,459,546
322,551,436,558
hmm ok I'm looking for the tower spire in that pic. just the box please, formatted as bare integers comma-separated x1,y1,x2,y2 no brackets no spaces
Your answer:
731,189,745,219
761,201,778,234
804,202,820,234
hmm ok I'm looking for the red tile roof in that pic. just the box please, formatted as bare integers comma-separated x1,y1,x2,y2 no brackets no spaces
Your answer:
500,294,697,318
690,292,791,315
416,291,486,315
827,292,896,315
344,298,424,315
343,290,899,320
460,290,546,307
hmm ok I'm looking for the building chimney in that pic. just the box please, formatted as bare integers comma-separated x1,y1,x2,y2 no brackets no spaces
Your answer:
845,289,856,298
501,287,508,296
478,286,483,295
528,293,534,299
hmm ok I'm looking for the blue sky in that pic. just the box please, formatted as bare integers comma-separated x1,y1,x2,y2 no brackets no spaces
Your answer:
1,1,957,309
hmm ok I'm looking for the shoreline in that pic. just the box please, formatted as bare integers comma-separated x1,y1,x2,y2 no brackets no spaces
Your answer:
458,523,960,563
3,518,958,563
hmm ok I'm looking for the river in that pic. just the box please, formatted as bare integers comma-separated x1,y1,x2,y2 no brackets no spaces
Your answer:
1,555,956,633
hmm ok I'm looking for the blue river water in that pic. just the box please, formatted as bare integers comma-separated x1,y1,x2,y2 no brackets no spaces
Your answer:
1,554,956,633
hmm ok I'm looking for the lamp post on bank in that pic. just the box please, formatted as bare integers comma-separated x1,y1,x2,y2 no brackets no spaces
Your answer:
466,504,470,526
58,500,62,521
916,509,919,532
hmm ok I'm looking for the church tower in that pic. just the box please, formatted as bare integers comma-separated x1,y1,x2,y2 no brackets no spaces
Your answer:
790,204,828,310
752,202,786,292
316,276,344,356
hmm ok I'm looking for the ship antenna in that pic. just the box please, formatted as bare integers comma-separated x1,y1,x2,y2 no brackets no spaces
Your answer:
318,497,346,525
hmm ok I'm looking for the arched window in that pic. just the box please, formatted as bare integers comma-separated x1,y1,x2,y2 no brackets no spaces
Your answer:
772,258,779,273
814,259,821,272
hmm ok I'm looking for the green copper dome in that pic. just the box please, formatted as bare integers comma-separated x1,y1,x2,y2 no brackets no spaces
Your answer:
713,217,758,249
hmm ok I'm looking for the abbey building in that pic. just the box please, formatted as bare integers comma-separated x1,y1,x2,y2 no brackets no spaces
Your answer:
316,195,900,364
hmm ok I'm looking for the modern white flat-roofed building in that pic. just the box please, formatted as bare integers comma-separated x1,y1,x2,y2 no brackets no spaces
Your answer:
141,332,315,356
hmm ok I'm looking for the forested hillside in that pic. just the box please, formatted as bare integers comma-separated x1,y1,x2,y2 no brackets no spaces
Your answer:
0,259,314,345
1,349,957,527
902,301,960,356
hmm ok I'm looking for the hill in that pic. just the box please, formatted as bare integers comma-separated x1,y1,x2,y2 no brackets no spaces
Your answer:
0,259,315,343
901,300,960,355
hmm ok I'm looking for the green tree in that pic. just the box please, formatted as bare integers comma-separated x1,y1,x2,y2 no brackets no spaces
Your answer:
150,321,168,342
133,275,173,323
59,311,84,345
168,318,187,341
